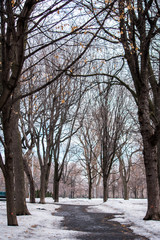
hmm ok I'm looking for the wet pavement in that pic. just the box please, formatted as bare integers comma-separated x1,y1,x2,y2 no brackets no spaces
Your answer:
54,204,148,240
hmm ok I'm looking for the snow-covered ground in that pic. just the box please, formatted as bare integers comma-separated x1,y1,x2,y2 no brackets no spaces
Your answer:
0,198,159,240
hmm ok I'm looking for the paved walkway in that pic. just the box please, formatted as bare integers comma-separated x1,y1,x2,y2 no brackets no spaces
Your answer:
55,204,148,240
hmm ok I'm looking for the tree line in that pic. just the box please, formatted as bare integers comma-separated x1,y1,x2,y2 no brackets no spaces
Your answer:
0,0,159,225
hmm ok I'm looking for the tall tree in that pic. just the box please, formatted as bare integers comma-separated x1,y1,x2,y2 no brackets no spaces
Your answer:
78,117,101,199
95,85,126,202
0,0,109,225
52,78,84,202
0,0,38,225
117,147,140,200
83,0,160,220
117,0,160,220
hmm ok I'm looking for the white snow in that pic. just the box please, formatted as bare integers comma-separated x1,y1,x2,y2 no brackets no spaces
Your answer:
0,198,159,240
87,198,160,240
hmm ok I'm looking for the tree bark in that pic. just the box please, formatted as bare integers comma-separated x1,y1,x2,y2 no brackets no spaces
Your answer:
143,141,160,220
5,171,18,226
2,81,30,224
103,174,108,202
12,86,30,215
119,164,129,200
39,166,46,204
13,128,30,215
2,100,18,225
39,163,51,204
54,179,59,202
138,85,160,220
123,181,129,200
53,161,59,202
88,178,92,200
157,140,160,191
23,158,35,203
118,0,160,219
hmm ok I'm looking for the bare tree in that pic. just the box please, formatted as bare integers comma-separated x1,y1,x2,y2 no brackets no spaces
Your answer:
52,80,84,202
116,0,160,220
129,155,147,199
78,116,101,199
28,69,85,203
80,0,160,220
0,0,108,225
117,146,141,200
23,154,36,203
60,161,84,198
94,85,126,202
20,102,36,203
108,167,120,198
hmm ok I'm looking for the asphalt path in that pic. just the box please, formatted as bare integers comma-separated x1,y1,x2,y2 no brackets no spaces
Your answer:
54,204,148,240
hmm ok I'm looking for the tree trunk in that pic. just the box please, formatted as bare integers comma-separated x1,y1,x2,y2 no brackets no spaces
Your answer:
134,187,138,199
70,189,74,198
119,157,130,200
2,101,18,225
103,174,108,202
23,158,35,203
54,179,59,202
13,128,30,215
5,171,18,226
140,188,144,199
88,178,92,199
122,180,129,200
112,185,116,198
137,80,160,220
70,178,75,199
53,161,60,202
39,166,46,204
143,143,160,220
12,86,30,215
157,139,160,191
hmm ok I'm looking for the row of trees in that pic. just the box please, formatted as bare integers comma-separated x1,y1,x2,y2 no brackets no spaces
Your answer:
0,0,159,226
58,155,147,200
0,150,147,200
